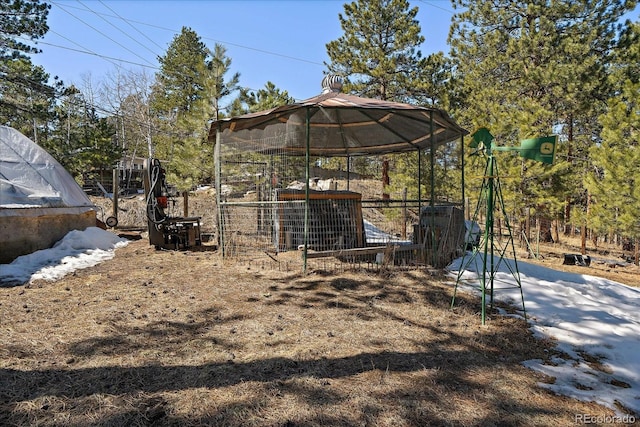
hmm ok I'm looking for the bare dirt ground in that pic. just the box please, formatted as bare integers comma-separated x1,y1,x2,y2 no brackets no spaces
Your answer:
1,191,638,426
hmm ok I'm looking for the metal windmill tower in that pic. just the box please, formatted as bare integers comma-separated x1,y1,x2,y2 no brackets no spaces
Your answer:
451,128,557,324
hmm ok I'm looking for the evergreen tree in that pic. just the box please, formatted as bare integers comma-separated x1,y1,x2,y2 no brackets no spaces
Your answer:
411,51,455,108
325,0,425,102
230,81,295,115
151,35,241,189
152,27,208,116
325,0,458,200
448,0,634,240
203,43,240,121
0,0,55,138
187,43,241,185
0,57,58,139
150,27,212,189
586,20,640,262
0,0,50,61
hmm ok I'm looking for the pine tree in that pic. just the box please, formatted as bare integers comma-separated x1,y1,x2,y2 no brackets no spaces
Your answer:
151,27,208,116
325,0,457,199
586,21,640,263
150,27,214,189
189,43,241,185
448,0,633,241
0,0,55,137
230,81,295,115
203,43,240,121
0,57,57,139
325,0,425,102
0,0,50,61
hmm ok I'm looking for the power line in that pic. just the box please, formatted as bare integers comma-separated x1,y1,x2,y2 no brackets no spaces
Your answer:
47,0,324,68
15,34,268,112
76,0,161,60
97,0,166,52
2,63,262,130
37,0,457,85
21,35,160,71
416,0,455,15
50,1,156,68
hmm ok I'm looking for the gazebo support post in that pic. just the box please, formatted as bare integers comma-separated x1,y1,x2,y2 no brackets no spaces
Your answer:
429,111,437,266
303,107,311,273
346,156,350,191
214,126,224,257
417,150,422,204
417,148,422,250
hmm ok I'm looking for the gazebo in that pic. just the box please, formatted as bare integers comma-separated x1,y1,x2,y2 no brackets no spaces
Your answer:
208,75,468,269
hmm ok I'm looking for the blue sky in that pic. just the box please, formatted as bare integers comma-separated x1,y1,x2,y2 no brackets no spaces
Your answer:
28,1,640,107
30,1,456,103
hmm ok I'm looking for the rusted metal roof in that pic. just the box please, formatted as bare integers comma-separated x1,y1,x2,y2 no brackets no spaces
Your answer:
209,76,468,157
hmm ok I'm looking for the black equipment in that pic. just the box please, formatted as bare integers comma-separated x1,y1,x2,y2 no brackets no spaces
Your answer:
143,158,201,250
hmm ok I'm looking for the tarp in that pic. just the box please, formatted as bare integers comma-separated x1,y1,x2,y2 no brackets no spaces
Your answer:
0,125,94,211
209,76,468,156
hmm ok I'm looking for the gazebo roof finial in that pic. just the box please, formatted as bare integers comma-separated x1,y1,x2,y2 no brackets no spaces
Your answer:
321,74,343,94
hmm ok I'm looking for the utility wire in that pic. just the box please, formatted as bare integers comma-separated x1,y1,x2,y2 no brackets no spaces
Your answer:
51,1,156,67
416,0,455,15
76,0,161,59
97,0,166,52
48,0,323,67
41,0,456,79
2,65,261,134
13,38,264,113
20,35,160,71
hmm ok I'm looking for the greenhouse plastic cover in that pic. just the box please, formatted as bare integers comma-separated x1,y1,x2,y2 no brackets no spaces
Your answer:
0,125,94,210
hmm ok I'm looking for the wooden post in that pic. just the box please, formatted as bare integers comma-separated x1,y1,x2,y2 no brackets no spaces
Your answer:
465,197,470,220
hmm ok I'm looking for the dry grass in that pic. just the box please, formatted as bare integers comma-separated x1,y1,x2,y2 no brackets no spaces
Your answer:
3,189,638,425
0,238,633,426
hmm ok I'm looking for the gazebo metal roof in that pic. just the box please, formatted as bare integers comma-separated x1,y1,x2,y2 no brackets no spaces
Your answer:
208,76,468,156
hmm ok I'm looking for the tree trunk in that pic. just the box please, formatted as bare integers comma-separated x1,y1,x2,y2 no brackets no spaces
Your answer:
581,191,590,255
382,158,390,200
565,198,572,236
552,217,560,244
564,115,574,235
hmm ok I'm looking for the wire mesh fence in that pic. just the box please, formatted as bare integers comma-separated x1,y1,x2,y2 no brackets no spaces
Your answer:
214,127,466,270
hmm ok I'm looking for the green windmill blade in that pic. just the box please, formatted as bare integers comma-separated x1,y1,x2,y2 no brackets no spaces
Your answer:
493,135,558,165
519,136,557,164
470,127,494,149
